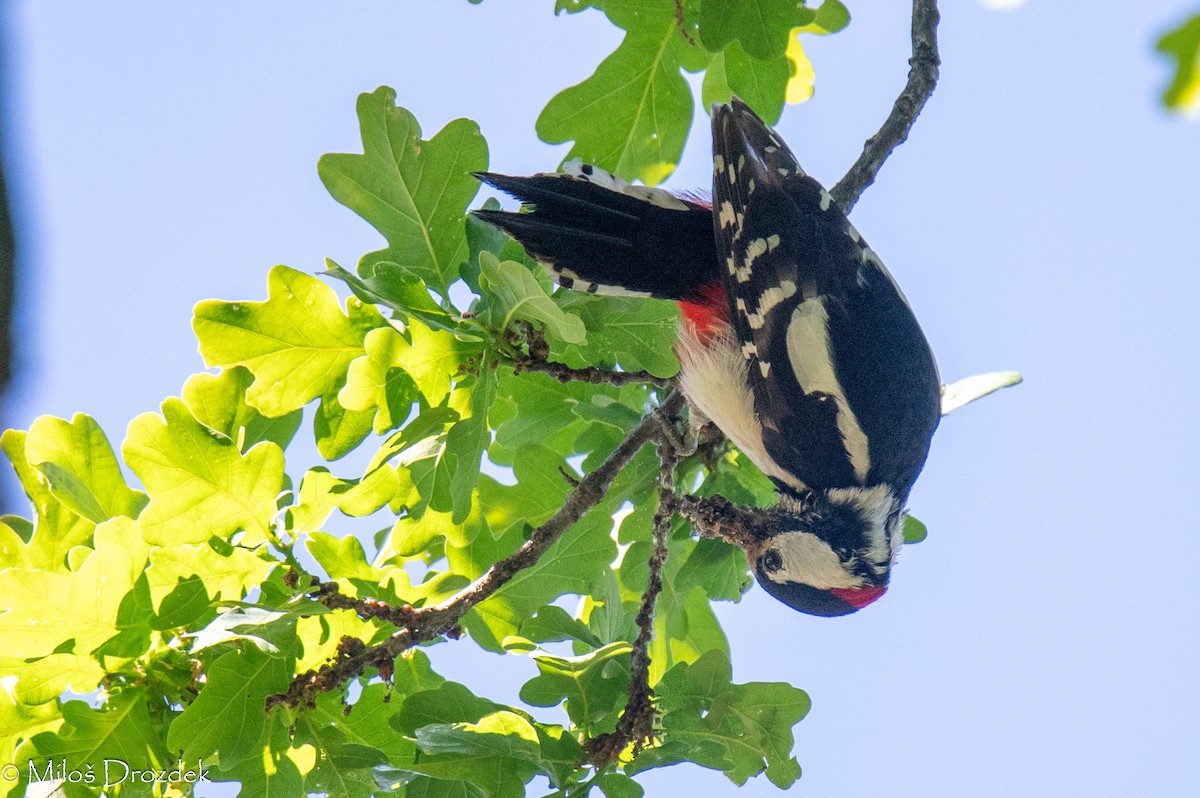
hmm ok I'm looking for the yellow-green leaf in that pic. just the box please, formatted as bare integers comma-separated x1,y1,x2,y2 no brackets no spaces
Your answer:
123,398,284,546
25,414,147,524
193,265,382,417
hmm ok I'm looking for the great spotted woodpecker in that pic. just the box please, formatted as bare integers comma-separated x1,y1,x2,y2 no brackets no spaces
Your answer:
474,98,941,617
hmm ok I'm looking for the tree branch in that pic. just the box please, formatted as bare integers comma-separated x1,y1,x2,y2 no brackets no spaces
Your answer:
585,428,679,765
512,354,673,388
830,0,941,213
272,389,687,709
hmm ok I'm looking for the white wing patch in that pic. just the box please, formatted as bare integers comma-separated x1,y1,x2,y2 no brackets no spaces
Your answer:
553,267,653,298
786,299,872,482
736,280,797,329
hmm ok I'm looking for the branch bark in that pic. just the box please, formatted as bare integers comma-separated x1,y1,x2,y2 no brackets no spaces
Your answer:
830,0,941,213
585,430,679,764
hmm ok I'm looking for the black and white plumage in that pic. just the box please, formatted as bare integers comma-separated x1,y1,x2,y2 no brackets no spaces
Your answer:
475,98,941,617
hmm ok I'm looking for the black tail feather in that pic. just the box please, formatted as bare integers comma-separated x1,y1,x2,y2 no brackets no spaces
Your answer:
473,171,719,301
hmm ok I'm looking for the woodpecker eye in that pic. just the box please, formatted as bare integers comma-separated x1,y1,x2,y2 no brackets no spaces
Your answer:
761,548,783,574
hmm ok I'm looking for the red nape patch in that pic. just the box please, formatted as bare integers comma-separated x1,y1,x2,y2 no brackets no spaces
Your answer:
676,282,728,336
830,584,888,610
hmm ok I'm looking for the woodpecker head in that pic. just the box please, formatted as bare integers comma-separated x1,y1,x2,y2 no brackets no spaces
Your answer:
750,485,904,616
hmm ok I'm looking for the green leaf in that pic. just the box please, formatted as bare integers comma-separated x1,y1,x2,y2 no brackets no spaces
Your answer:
478,253,586,344
0,653,105,705
0,689,61,792
123,397,284,546
537,0,694,185
338,326,422,433
555,0,602,14
549,293,680,378
318,86,488,298
28,690,171,775
307,531,384,582
0,536,140,658
341,322,469,416
518,605,603,647
314,387,375,461
403,710,581,798
294,683,426,797
940,370,1022,415
478,444,574,540
226,710,310,798
702,43,790,126
698,0,804,61
194,265,382,417
632,650,810,787
182,366,303,452
324,259,468,338
675,536,752,601
0,429,96,571
597,772,646,798
24,414,147,524
902,514,928,545
167,642,295,768
392,682,500,737
806,0,851,34
1159,14,1200,112
519,642,631,729
455,507,616,652
289,465,400,535
146,539,274,613
445,369,499,523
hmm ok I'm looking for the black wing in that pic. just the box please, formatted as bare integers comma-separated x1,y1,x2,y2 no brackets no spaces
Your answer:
711,99,941,497
474,166,718,301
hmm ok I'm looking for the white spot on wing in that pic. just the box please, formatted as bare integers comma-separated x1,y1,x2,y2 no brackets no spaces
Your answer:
556,267,653,299
719,201,736,229
562,161,688,209
741,280,797,329
786,299,872,481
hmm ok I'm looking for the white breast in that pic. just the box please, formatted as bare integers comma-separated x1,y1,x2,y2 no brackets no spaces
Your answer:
675,320,806,493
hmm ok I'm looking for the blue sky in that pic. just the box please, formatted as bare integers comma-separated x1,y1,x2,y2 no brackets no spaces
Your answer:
4,2,1199,796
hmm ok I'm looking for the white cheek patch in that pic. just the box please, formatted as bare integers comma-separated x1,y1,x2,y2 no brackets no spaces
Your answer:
786,299,872,482
764,531,864,590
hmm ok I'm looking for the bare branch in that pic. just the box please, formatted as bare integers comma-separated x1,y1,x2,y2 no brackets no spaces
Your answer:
586,429,680,765
513,354,673,388
830,0,941,213
273,390,687,709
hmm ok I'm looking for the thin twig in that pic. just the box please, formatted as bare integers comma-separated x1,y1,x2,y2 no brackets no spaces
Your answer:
830,0,941,213
271,390,687,709
585,430,679,764
512,354,673,388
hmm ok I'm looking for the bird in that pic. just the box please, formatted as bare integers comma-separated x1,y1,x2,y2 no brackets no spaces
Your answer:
472,98,941,617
